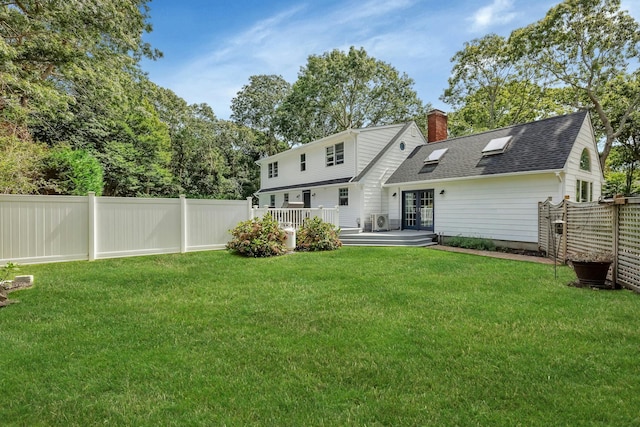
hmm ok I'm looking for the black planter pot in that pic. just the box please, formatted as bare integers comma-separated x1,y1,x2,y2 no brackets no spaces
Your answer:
571,261,612,287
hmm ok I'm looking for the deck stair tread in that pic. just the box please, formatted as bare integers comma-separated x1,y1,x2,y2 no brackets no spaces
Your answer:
339,230,437,247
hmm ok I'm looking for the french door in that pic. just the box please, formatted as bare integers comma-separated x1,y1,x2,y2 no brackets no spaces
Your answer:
402,190,434,231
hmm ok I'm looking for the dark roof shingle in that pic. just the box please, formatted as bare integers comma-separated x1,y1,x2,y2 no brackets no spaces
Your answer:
385,111,588,185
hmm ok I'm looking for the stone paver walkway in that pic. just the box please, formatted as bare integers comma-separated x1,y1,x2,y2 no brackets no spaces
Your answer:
429,245,557,265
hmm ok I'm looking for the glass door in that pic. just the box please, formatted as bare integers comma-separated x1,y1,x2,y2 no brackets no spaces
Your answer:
402,190,434,231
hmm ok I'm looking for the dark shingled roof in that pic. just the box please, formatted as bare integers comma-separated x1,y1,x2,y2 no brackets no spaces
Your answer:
257,177,352,193
386,111,588,185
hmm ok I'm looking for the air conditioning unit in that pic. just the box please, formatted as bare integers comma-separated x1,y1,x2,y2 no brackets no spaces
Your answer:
371,213,389,232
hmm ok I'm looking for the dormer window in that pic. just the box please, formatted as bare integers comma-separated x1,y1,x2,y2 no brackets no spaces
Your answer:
580,148,591,171
482,136,512,156
424,148,448,165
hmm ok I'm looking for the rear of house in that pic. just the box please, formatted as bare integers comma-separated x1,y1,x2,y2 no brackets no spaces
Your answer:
256,122,426,229
384,111,604,249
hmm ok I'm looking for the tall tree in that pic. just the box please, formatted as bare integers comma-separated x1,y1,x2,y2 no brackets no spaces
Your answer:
604,145,640,196
230,74,290,156
510,0,640,169
1,0,159,120
442,34,567,136
278,46,427,144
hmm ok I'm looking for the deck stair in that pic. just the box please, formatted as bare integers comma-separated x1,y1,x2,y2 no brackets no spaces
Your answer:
339,229,437,247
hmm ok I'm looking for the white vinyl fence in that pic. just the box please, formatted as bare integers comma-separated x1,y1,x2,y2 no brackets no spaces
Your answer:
0,193,252,265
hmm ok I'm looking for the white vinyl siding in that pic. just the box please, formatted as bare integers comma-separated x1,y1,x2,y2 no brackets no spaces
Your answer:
356,125,406,172
358,123,426,225
430,174,561,243
564,115,603,202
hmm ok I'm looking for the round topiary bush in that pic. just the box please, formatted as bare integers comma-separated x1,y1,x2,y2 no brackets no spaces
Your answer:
295,217,342,252
226,213,287,257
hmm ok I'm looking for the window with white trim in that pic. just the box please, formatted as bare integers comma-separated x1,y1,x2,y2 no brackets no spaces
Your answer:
576,179,593,202
338,188,348,206
335,142,344,165
284,193,289,203
268,161,278,178
580,148,591,171
300,153,306,171
326,142,344,166
269,194,276,207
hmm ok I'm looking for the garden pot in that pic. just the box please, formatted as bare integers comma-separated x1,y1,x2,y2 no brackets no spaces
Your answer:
571,261,612,287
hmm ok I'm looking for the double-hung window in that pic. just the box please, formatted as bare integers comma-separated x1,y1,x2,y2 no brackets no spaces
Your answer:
300,154,306,171
338,188,348,206
268,161,278,178
326,142,344,166
335,142,344,165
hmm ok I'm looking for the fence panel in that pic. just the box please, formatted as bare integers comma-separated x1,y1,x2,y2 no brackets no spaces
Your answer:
0,195,89,264
1,194,251,265
187,199,248,251
538,197,640,291
95,197,182,259
618,203,640,291
565,201,614,257
538,199,565,259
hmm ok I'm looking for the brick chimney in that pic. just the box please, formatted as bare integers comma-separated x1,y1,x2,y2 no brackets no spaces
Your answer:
427,109,448,143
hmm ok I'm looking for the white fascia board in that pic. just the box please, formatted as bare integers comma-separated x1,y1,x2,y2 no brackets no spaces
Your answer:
382,169,565,187
255,129,359,164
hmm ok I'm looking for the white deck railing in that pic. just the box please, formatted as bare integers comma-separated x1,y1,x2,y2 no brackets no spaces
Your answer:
251,206,340,229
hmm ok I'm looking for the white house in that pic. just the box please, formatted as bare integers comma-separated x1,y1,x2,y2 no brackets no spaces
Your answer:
384,110,603,249
257,110,604,249
256,121,427,229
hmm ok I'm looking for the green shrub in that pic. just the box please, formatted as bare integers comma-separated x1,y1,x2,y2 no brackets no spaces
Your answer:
447,235,496,251
226,213,287,257
296,217,342,252
42,144,104,195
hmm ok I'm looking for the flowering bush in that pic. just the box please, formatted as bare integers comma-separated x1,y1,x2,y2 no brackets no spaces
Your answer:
226,213,287,257
295,217,342,252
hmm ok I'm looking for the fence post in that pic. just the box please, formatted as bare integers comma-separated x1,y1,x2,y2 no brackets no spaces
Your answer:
180,195,187,253
612,203,619,287
247,197,253,220
561,199,568,262
88,192,96,261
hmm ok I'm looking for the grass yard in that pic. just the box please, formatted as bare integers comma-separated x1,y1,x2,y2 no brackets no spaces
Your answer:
2,247,640,426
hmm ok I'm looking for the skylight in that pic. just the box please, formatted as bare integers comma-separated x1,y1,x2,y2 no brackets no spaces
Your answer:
424,148,448,164
482,136,512,155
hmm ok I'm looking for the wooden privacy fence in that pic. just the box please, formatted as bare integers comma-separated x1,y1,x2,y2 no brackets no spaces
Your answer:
0,193,253,265
538,197,640,291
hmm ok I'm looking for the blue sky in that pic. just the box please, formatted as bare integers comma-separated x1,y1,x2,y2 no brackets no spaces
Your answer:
141,0,640,120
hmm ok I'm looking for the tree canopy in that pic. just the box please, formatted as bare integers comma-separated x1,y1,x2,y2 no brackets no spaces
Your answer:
441,34,568,137
277,46,428,144
509,0,640,168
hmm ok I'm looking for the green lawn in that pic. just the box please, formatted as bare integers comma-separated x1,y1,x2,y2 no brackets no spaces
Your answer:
2,247,639,426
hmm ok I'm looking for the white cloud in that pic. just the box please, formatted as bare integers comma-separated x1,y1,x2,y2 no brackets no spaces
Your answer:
159,1,426,118
469,0,518,32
